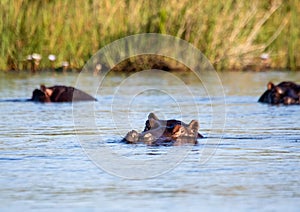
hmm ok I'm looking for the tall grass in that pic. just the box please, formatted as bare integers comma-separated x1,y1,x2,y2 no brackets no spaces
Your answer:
0,0,298,71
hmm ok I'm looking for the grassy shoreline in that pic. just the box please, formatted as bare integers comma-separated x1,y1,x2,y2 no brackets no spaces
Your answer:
1,0,299,71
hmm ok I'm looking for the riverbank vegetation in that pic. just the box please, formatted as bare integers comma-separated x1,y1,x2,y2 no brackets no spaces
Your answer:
0,0,299,71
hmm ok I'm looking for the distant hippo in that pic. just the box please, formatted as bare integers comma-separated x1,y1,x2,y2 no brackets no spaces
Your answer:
258,81,300,105
31,85,96,103
123,113,203,146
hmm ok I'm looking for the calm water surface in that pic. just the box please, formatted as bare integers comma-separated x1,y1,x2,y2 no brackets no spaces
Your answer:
0,71,299,211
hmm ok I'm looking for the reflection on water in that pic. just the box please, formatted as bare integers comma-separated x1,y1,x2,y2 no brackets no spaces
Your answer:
0,71,300,210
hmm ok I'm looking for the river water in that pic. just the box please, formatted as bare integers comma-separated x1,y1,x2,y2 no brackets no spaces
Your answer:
0,70,299,211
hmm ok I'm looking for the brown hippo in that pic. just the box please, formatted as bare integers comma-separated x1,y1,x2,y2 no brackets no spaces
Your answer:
123,113,203,146
31,85,96,103
258,81,300,105
143,113,204,139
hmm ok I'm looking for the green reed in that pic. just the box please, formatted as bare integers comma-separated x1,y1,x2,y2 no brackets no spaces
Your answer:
0,0,298,71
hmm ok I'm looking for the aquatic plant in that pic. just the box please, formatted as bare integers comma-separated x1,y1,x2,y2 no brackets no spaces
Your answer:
0,0,298,71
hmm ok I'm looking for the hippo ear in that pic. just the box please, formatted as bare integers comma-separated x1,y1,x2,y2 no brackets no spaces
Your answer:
267,82,274,90
148,113,159,120
149,118,160,128
188,120,199,134
40,84,46,92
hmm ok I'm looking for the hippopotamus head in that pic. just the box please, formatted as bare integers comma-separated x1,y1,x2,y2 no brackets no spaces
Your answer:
258,81,300,105
144,113,203,139
31,85,51,102
124,113,202,146
31,85,96,103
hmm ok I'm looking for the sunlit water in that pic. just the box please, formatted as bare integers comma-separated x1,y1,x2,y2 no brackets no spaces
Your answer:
0,71,299,211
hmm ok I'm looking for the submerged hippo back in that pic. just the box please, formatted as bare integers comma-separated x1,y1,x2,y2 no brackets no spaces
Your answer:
49,86,96,102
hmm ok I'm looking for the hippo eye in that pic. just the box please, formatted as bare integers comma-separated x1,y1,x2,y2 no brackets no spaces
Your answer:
166,124,174,129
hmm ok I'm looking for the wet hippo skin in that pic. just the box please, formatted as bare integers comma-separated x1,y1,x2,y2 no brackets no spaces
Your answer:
31,85,96,103
123,113,203,146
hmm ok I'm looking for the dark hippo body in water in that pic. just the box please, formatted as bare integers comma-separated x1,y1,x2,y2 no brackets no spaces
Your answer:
31,85,96,103
258,81,300,105
123,113,203,146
